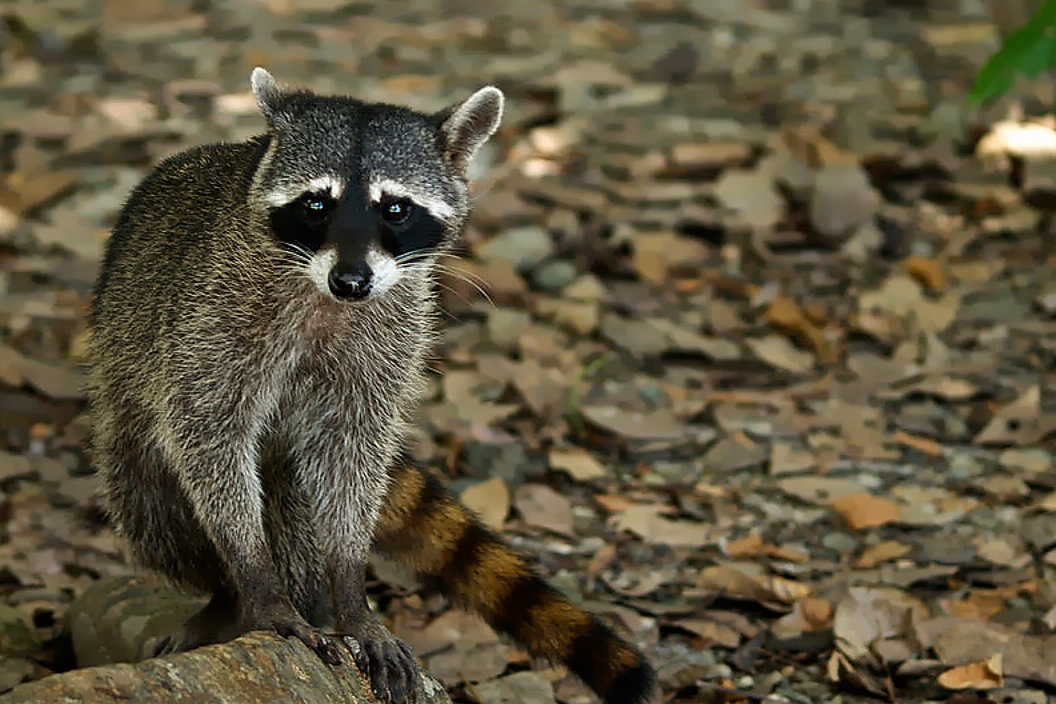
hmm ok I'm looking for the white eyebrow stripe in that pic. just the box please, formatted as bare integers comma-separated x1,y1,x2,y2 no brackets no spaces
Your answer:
263,175,345,207
368,178,456,222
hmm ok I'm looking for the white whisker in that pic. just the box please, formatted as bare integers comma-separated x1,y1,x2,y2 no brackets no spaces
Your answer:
424,266,494,306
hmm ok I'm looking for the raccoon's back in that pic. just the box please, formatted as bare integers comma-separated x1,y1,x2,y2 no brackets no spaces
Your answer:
91,135,272,329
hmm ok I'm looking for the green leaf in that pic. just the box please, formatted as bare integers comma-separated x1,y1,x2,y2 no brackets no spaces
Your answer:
969,61,1015,105
969,0,1056,104
969,30,1032,103
1017,31,1056,77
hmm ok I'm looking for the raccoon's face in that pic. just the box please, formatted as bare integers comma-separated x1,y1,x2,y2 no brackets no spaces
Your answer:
249,68,503,302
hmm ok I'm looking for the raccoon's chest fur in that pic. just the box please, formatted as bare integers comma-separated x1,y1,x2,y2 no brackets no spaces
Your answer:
260,279,434,436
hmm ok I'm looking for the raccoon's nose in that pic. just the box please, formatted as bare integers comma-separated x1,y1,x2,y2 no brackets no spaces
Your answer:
328,261,373,300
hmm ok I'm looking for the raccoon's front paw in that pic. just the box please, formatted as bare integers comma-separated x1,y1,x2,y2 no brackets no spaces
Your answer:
244,600,344,666
270,615,344,666
340,621,419,704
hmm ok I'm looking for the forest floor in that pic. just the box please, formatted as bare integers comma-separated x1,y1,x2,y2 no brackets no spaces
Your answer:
2,1,1056,703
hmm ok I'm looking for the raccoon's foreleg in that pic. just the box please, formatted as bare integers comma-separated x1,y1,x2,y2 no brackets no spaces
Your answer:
372,460,659,704
157,397,343,666
293,420,419,704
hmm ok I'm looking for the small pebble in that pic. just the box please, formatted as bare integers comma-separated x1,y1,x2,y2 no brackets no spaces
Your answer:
531,259,579,292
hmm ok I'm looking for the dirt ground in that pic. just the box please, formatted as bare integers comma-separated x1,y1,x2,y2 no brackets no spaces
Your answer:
2,0,1056,702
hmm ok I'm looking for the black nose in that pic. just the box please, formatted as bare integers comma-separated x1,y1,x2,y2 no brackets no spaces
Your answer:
328,261,373,300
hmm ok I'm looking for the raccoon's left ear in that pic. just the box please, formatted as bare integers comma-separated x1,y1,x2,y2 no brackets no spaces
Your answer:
437,86,504,175
250,67,289,128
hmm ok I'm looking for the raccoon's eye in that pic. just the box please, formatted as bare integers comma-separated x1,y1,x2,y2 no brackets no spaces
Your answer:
380,198,414,226
298,194,332,225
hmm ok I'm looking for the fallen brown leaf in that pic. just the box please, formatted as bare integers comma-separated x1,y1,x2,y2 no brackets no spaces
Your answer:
460,477,510,531
854,540,912,569
763,294,836,364
611,504,707,547
695,564,811,606
547,447,607,482
893,430,942,457
901,255,946,292
834,586,929,664
937,654,1003,691
514,484,575,536
724,534,764,558
830,493,901,530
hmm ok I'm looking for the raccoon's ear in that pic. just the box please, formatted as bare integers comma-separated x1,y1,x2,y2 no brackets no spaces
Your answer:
250,67,288,127
437,86,504,175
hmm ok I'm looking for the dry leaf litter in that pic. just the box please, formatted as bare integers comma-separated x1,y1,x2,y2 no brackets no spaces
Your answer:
2,0,1056,703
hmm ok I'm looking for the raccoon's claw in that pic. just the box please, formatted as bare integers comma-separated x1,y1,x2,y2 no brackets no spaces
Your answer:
153,633,182,658
153,597,240,658
273,618,343,666
343,629,419,704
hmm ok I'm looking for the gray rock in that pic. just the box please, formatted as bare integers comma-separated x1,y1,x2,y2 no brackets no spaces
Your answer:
462,438,537,489
840,219,884,262
810,163,877,239
6,576,449,704
1036,288,1056,316
531,259,579,292
487,308,532,350
0,657,31,692
959,289,1034,324
1021,513,1056,552
473,671,555,704
821,531,858,554
478,226,554,269
0,605,41,658
713,168,784,229
948,451,985,479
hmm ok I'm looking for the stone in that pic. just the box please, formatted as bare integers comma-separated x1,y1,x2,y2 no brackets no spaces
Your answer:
536,298,599,335
564,274,606,301
840,219,884,262
478,226,554,269
531,259,579,292
487,308,532,351
809,163,877,240
462,438,535,489
713,168,784,229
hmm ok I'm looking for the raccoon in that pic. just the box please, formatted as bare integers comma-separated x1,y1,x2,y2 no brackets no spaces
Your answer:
85,68,657,704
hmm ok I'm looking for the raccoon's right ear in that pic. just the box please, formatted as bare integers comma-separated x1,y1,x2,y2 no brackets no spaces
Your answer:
436,86,505,176
251,67,289,128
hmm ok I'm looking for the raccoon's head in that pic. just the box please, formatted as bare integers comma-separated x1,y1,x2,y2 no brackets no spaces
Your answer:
248,67,503,303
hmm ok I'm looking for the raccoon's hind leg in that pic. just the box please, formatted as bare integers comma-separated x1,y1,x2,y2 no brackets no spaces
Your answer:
162,432,343,665
95,418,243,655
372,460,659,704
153,589,242,656
102,392,343,666
151,441,334,659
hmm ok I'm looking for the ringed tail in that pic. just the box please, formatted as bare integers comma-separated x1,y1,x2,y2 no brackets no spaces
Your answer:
372,460,658,704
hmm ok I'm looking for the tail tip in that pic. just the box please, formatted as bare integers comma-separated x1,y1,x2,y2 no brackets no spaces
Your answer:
604,660,660,704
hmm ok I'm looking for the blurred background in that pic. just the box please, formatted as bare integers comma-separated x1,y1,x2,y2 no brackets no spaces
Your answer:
3,1,1056,703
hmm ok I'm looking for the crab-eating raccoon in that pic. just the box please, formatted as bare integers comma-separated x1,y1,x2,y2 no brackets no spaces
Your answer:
85,67,657,704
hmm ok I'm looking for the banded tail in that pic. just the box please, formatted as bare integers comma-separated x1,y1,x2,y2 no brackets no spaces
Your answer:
372,461,658,704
